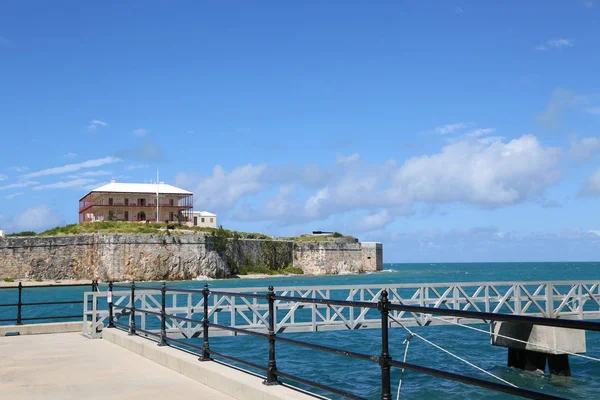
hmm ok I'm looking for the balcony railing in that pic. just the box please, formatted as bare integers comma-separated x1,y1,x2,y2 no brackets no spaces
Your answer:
79,202,193,212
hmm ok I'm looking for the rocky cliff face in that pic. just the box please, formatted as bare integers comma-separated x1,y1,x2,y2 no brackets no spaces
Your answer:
0,234,382,280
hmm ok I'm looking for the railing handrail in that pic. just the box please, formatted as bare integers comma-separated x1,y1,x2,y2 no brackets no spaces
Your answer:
0,282,95,290
106,279,600,294
105,282,585,400
0,280,98,325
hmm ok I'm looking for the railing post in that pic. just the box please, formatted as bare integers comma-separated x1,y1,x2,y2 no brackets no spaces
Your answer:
107,282,114,328
16,282,23,325
378,290,392,400
545,283,554,318
129,281,136,335
91,280,98,324
200,283,211,361
264,285,279,385
158,281,167,346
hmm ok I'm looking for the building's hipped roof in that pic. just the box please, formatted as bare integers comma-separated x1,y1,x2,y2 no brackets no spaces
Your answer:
191,211,216,217
89,181,192,195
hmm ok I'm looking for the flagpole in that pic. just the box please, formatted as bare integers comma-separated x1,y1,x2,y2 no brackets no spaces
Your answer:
156,168,159,223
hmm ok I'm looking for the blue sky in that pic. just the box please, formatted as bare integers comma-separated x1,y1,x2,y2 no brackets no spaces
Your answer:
1,1,599,262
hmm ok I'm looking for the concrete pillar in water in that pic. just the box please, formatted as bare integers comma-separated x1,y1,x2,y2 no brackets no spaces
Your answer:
491,322,586,376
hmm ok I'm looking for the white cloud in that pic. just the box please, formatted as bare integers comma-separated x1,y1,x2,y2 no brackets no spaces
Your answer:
0,181,39,191
388,135,561,206
476,136,505,145
2,205,63,233
175,164,267,212
9,166,28,172
569,137,600,161
133,128,148,137
235,185,299,222
579,169,600,197
536,88,585,128
32,178,95,191
443,127,499,144
88,119,108,132
465,128,495,137
64,152,77,158
0,174,6,181
586,107,600,115
305,187,331,218
435,123,468,135
181,135,562,227
336,153,360,164
4,192,24,200
584,1,594,8
548,39,572,47
535,39,573,51
454,6,464,14
298,135,561,221
355,210,394,232
68,170,113,178
125,164,149,171
24,156,122,178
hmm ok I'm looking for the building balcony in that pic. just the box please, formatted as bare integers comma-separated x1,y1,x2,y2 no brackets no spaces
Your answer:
79,202,193,212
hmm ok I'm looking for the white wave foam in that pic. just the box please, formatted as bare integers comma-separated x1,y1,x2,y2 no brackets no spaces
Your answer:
193,275,214,281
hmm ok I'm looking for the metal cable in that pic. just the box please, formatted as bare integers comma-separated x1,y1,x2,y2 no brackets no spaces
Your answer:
388,314,518,389
396,332,413,400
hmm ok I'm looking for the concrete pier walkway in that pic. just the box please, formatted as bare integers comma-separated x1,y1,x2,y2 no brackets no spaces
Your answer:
0,332,234,400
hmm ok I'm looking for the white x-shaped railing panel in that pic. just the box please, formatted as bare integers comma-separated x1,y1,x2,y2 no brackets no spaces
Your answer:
83,281,600,339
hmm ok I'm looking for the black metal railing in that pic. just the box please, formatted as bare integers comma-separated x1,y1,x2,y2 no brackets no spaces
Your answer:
107,282,600,400
0,281,98,325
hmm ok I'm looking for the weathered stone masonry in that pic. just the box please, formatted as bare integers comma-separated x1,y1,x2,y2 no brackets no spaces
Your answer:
0,234,383,281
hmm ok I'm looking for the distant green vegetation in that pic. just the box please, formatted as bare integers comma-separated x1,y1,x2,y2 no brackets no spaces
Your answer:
237,265,304,276
282,266,304,275
6,231,37,237
283,232,354,242
3,278,14,282
32,223,350,250
38,222,272,239
40,222,165,236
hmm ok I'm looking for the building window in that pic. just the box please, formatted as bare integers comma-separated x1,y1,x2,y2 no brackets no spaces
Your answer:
109,198,113,206
210,218,213,223
139,198,146,206
201,217,205,223
194,216,198,226
125,198,129,206
170,199,174,206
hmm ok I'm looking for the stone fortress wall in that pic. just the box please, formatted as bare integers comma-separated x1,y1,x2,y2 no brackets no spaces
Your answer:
0,234,383,281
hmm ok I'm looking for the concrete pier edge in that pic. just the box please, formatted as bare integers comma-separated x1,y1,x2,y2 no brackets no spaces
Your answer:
102,328,323,400
0,321,83,336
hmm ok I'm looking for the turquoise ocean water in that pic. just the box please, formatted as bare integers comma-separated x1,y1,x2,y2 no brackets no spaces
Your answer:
1,262,599,399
